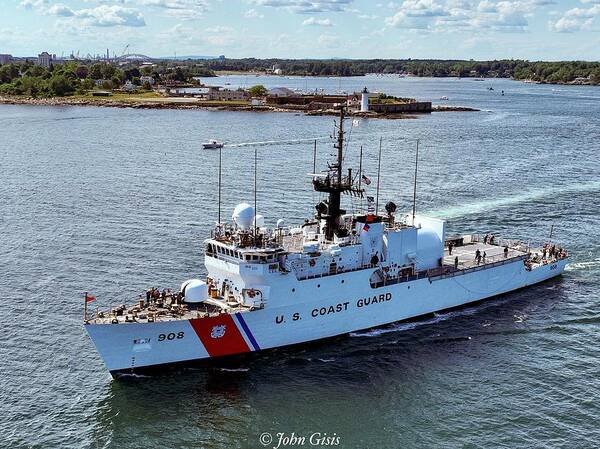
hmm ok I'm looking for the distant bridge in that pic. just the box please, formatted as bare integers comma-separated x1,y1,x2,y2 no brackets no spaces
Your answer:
114,53,154,62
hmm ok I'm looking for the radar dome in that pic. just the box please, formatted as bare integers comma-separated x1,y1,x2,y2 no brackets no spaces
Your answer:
276,218,285,228
232,203,255,229
180,279,208,303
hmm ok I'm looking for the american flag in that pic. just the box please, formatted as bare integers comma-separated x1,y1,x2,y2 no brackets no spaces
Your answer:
361,174,372,185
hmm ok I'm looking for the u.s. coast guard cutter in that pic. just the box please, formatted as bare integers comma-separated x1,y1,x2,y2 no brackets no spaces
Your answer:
85,107,568,377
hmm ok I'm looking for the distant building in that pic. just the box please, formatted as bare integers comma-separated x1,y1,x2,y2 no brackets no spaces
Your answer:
37,52,55,68
0,54,12,64
140,76,155,86
202,86,248,101
251,97,266,106
267,64,283,75
268,87,296,97
123,80,136,91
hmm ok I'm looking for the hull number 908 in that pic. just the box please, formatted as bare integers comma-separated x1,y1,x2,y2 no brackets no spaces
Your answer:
158,332,184,341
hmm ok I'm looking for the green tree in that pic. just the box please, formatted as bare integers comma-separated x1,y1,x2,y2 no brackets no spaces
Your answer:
75,65,89,79
89,63,104,80
49,75,74,96
0,64,20,83
248,84,268,96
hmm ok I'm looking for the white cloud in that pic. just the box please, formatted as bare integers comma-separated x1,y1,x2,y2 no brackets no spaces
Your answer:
302,17,333,26
137,0,209,19
23,1,146,27
549,2,600,32
75,5,146,27
244,8,264,18
47,3,74,17
252,0,354,14
386,0,542,32
19,0,48,10
317,33,340,46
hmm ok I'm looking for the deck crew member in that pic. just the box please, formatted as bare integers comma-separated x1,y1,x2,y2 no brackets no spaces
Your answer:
482,252,487,264
475,249,482,265
454,256,459,269
448,242,454,255
504,246,509,258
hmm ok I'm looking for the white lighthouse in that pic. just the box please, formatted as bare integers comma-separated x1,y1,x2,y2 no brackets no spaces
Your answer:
360,87,369,112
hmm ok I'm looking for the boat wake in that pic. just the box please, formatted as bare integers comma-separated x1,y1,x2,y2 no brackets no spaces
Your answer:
566,258,600,271
428,180,600,219
225,136,330,148
349,295,516,338
216,367,250,372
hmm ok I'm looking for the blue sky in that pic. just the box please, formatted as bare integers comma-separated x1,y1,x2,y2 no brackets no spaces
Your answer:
1,0,599,60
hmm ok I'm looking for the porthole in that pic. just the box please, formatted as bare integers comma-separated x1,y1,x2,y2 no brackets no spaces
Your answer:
317,284,320,288
292,288,295,293
341,280,345,284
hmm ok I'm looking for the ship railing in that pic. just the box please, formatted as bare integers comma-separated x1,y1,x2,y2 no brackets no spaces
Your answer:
370,251,527,289
462,234,535,252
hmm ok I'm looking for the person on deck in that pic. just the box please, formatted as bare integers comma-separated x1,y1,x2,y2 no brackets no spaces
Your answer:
483,252,487,264
504,246,509,258
454,256,459,269
448,242,453,255
475,249,481,265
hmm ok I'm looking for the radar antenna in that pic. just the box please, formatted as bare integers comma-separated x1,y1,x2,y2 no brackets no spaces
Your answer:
312,105,363,240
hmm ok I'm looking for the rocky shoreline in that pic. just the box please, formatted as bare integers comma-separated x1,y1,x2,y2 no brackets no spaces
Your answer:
0,95,479,117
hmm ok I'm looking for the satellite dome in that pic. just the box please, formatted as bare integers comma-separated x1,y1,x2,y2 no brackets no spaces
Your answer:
276,218,285,228
180,279,208,303
232,203,255,229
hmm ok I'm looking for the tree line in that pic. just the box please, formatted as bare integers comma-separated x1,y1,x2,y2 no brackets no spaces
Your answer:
2,58,600,98
0,60,215,97
206,58,600,84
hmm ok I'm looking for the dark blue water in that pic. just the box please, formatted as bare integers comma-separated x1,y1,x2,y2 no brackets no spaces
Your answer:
1,77,599,449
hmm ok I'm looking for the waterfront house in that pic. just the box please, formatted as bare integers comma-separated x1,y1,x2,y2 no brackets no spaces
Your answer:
140,76,155,86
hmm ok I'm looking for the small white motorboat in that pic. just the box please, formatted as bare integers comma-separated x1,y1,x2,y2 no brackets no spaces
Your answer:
202,140,224,149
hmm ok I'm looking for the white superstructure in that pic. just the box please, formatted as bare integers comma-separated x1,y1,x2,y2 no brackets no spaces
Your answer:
85,107,568,377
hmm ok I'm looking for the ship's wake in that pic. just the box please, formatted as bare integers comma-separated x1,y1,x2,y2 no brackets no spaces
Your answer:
349,304,489,338
225,136,330,148
566,258,600,271
428,180,600,219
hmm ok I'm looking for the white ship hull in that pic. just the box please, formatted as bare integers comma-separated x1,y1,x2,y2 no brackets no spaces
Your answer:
86,258,566,376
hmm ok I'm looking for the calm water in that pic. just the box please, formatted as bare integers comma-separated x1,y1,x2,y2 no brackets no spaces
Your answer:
1,77,600,449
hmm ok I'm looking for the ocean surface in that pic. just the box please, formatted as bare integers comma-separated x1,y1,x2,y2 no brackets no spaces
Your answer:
1,76,599,449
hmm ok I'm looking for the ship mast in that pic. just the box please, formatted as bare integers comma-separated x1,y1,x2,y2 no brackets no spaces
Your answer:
313,105,362,240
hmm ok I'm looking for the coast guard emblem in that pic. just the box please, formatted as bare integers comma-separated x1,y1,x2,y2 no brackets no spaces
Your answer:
210,324,227,339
